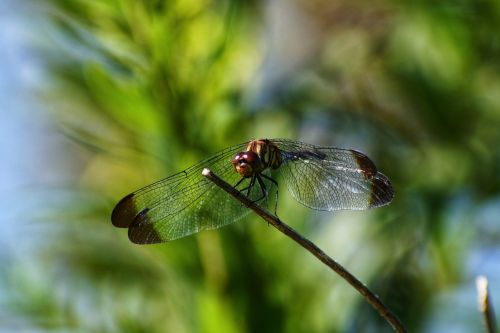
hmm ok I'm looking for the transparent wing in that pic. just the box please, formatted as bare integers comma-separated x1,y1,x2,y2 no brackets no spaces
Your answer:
272,139,394,211
112,142,275,244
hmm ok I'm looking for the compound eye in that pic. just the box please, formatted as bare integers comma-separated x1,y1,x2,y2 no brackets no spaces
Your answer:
231,151,261,177
242,152,258,164
231,153,245,166
232,151,259,166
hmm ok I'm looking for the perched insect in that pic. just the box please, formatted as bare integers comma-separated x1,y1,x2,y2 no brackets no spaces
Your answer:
112,139,394,244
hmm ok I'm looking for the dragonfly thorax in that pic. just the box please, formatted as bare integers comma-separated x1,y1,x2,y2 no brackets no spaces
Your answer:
246,139,282,169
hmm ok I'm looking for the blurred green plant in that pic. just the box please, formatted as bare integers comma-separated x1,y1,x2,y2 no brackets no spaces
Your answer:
5,0,500,332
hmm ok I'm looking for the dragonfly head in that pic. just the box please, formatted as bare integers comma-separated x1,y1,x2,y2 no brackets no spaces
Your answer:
232,151,262,177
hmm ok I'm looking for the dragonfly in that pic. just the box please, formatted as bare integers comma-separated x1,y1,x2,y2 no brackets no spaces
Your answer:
112,139,394,244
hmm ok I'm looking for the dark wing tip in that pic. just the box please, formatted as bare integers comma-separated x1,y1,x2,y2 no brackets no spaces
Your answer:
369,173,395,208
351,149,395,208
351,150,377,178
111,193,138,228
128,208,165,244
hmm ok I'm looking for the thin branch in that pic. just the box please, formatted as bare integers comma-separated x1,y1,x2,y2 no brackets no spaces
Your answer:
477,276,497,333
202,168,407,333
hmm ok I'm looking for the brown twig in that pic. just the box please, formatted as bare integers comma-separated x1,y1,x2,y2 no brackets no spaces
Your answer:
477,276,497,333
202,168,407,333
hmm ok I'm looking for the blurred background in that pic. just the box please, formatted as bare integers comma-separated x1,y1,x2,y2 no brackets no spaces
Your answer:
1,0,500,332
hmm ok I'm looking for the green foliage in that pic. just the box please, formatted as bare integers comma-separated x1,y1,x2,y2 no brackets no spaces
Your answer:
6,0,500,332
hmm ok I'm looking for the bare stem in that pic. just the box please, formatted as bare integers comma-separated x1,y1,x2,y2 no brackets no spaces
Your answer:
202,168,407,333
477,276,497,333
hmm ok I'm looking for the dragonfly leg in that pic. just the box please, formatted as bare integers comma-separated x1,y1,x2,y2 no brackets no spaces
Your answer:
253,174,267,203
235,177,253,194
245,175,256,197
261,174,279,216
233,177,246,189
